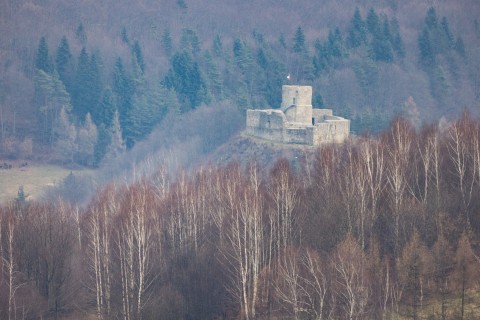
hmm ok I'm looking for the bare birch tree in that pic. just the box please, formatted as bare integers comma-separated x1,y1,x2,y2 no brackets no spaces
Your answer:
332,234,369,320
223,163,265,320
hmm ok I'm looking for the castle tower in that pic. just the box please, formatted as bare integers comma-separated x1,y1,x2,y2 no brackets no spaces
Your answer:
280,85,313,124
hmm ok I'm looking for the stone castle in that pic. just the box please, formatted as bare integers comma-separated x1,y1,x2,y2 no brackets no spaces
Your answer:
246,85,350,145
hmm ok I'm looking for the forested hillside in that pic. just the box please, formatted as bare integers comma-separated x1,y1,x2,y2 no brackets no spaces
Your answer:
1,1,480,319
1,115,480,319
1,0,480,165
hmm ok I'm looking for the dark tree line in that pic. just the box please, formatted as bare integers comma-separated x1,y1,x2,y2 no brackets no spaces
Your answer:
1,113,480,319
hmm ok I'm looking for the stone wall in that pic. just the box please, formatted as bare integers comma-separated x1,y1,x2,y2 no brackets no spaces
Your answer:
281,85,312,109
312,117,350,144
246,109,286,141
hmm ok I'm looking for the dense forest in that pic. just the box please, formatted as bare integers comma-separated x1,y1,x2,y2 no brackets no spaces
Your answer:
1,115,480,319
1,0,480,165
1,1,480,319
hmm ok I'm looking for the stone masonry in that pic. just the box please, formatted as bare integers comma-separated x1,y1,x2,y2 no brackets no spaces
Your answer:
246,85,350,145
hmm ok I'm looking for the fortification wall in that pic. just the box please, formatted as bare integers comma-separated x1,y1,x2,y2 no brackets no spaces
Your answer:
312,118,350,144
283,125,314,145
312,109,333,123
246,109,285,141
284,104,312,124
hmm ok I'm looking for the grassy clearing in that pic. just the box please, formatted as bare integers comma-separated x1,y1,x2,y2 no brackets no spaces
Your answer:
393,290,480,319
0,162,90,204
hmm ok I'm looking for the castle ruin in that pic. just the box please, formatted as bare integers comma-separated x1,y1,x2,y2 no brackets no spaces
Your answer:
246,85,350,145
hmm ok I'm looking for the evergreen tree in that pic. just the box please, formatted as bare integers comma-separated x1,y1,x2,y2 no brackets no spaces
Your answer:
35,36,53,73
278,33,287,49
212,34,223,57
72,48,90,118
163,51,205,111
121,26,129,44
233,39,254,71
292,26,306,53
314,27,347,74
15,186,28,206
454,36,466,58
35,69,72,143
418,28,434,66
161,28,173,57
347,7,367,48
112,57,134,134
180,28,200,55
256,48,268,70
390,18,406,58
72,49,102,121
97,87,117,128
440,17,454,49
76,23,87,46
87,54,102,118
204,50,223,99
366,8,380,35
55,36,73,90
425,7,438,29
372,18,393,62
132,40,145,74
328,27,347,58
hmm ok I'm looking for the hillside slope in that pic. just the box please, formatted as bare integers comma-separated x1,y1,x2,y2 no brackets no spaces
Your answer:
1,0,479,165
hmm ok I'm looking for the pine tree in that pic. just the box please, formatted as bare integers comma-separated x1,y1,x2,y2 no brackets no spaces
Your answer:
454,36,466,58
278,33,287,49
212,35,223,57
55,36,73,90
88,54,102,118
292,26,306,53
164,51,206,111
132,40,145,74
372,18,393,62
35,70,72,144
161,28,173,57
112,57,134,135
97,87,117,128
440,17,454,49
72,49,102,121
76,23,87,46
204,50,223,99
180,28,200,55
366,8,380,35
418,28,434,66
425,7,438,29
35,36,53,73
390,18,405,58
72,48,90,118
121,26,129,44
347,7,367,48
328,27,347,58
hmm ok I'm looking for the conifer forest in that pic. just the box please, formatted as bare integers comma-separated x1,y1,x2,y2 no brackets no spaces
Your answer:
0,0,479,319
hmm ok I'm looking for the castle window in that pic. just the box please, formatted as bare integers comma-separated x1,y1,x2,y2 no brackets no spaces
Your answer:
293,97,296,105
312,117,315,125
